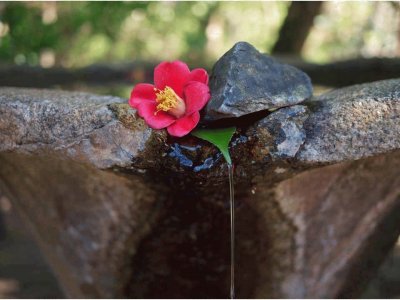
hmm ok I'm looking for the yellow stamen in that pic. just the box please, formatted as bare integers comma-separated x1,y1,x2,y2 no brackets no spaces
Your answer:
155,86,178,113
154,86,186,117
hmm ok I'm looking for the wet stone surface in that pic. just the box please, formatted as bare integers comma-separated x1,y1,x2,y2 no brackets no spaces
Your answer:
251,105,309,160
204,41,313,121
1,80,399,183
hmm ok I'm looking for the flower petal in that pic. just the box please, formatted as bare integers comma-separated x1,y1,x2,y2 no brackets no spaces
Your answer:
184,81,211,115
167,111,200,137
188,68,209,85
129,83,156,109
154,61,191,97
137,102,176,129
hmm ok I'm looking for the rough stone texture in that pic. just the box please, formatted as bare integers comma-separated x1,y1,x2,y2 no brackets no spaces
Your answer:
252,105,309,160
0,79,399,298
244,152,400,298
0,87,166,169
0,88,119,148
204,42,313,121
0,153,162,298
298,79,400,163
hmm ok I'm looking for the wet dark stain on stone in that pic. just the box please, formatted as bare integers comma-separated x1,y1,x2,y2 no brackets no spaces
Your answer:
124,172,261,298
159,114,269,182
122,155,300,298
108,99,308,298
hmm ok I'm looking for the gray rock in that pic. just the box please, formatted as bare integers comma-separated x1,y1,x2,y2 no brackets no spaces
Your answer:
0,87,167,169
204,41,313,121
253,105,309,160
298,79,400,163
0,87,120,149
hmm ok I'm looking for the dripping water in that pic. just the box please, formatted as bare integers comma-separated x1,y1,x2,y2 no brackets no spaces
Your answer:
228,163,235,299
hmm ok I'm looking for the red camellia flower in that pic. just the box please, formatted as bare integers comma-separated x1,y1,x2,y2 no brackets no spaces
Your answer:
129,61,210,137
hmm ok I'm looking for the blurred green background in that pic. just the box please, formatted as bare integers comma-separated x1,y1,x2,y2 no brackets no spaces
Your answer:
0,1,398,68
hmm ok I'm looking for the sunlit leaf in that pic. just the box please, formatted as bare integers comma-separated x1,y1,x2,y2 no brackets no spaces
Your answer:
192,127,236,165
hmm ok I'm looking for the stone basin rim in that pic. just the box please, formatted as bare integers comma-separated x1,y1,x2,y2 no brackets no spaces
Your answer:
0,78,399,183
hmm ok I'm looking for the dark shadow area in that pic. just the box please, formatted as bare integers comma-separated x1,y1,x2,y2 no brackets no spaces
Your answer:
0,196,64,298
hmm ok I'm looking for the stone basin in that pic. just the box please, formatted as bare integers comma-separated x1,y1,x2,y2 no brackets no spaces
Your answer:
0,79,399,298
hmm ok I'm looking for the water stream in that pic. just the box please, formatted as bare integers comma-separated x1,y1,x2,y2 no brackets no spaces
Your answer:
228,164,235,299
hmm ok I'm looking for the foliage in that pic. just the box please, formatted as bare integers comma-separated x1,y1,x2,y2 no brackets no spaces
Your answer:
0,2,398,68
303,2,399,63
0,2,287,67
192,127,236,165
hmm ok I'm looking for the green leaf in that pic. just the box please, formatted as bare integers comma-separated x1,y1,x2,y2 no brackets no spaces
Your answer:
192,127,236,165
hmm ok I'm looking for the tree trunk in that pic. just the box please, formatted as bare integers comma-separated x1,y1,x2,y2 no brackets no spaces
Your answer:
272,1,323,55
